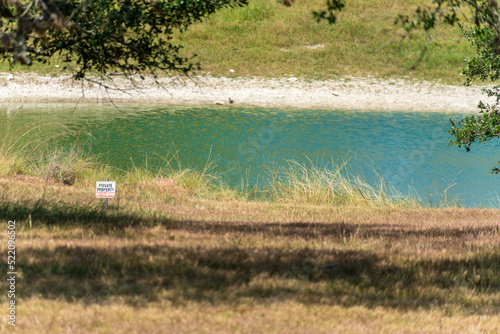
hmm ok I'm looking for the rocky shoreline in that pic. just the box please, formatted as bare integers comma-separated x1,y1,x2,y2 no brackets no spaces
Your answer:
0,73,493,112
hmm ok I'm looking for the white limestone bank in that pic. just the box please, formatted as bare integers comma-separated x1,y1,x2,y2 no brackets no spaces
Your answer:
0,73,494,112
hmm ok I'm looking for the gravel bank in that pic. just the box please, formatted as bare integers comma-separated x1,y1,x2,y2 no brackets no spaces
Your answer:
0,73,493,112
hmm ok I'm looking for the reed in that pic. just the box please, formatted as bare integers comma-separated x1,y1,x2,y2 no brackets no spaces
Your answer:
1,112,460,207
0,111,106,184
266,158,422,207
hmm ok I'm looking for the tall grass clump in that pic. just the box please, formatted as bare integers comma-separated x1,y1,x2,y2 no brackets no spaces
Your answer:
121,150,244,202
0,110,104,184
163,153,244,201
268,159,421,207
0,109,39,176
33,144,107,185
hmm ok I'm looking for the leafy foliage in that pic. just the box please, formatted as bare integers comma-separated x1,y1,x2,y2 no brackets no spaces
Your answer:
450,89,500,173
0,0,247,79
312,0,344,24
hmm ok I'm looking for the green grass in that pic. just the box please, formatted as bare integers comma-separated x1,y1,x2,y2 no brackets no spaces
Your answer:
174,0,474,83
0,0,476,84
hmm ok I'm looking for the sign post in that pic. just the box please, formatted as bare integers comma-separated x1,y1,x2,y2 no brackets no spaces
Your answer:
96,178,116,210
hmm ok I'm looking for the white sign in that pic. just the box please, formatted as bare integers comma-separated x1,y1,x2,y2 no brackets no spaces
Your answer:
96,181,116,198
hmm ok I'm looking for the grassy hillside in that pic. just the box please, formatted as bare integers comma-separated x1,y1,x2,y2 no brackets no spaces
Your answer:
1,0,474,84
174,0,474,83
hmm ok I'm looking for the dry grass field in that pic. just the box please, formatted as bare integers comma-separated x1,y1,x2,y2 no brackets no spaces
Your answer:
1,174,499,333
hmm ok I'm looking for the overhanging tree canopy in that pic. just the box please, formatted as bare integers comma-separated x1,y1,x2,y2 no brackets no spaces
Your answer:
0,0,246,79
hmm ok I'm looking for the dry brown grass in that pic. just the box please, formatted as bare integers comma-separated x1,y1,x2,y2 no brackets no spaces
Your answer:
1,176,500,333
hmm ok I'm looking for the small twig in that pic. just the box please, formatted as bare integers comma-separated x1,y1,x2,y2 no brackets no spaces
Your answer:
20,0,36,18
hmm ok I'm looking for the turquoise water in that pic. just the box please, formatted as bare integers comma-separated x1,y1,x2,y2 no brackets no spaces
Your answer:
3,103,500,207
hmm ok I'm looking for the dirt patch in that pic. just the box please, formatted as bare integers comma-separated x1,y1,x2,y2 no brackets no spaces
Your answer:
0,174,56,186
136,177,188,198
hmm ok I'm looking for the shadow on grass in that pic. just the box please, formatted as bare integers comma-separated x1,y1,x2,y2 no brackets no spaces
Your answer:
0,201,177,230
1,201,498,239
1,200,500,313
173,220,500,240
9,242,500,313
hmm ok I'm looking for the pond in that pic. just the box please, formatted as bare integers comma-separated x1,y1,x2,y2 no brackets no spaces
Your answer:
2,103,499,207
